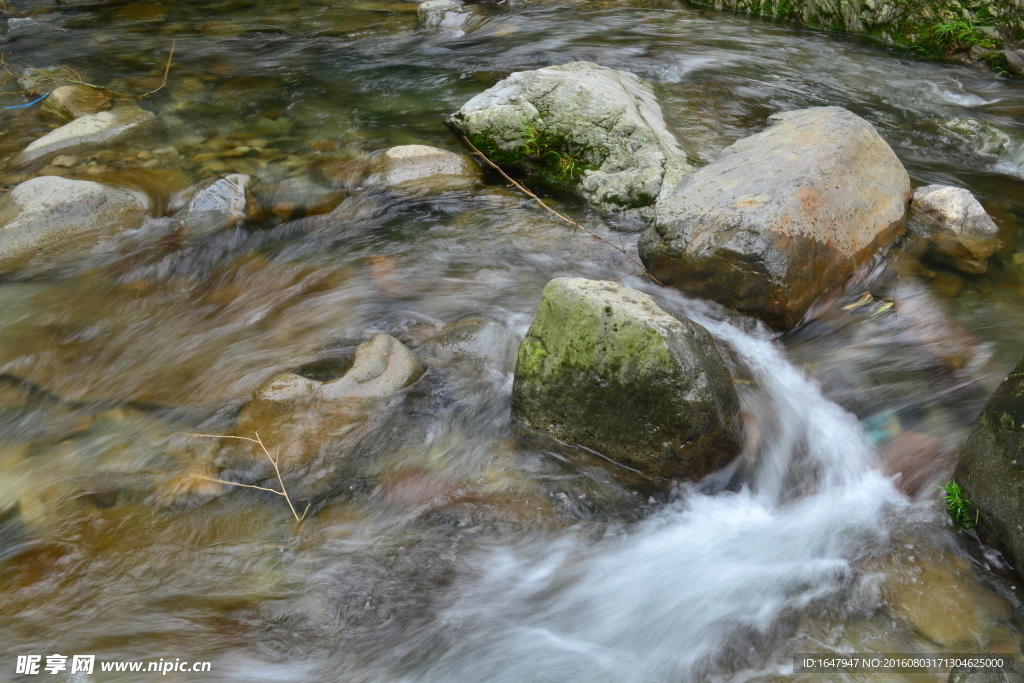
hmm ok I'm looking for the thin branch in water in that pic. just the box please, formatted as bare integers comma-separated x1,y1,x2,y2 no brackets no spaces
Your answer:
460,135,665,287
188,431,308,523
139,39,175,99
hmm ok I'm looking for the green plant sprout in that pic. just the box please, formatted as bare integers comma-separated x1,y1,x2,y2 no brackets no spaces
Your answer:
940,479,979,532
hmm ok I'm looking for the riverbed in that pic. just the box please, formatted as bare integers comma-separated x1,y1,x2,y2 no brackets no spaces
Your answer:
2,0,1024,681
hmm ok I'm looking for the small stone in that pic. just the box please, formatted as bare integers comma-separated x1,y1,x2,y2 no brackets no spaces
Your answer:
50,155,78,168
910,185,1002,275
179,174,258,235
417,0,468,29
1004,49,1024,77
16,107,158,166
136,150,153,160
6,17,40,32
366,144,482,192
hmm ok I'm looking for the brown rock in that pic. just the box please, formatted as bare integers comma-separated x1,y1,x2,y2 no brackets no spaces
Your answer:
40,85,113,122
639,107,912,331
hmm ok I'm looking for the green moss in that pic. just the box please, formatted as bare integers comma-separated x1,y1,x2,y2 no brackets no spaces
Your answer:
473,124,597,188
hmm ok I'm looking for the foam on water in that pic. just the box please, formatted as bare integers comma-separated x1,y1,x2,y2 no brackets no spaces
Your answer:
403,305,908,683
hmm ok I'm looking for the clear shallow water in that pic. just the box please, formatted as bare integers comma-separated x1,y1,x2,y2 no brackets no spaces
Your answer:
2,1,1024,681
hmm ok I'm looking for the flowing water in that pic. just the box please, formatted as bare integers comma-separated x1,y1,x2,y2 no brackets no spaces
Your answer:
3,0,1024,681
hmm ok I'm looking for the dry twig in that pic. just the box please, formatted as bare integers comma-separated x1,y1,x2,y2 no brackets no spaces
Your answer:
188,431,310,524
461,135,664,287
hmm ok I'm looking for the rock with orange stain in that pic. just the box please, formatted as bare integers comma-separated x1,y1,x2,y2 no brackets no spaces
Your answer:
639,107,912,331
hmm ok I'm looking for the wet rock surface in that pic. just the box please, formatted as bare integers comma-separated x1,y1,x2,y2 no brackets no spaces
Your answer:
364,145,482,192
511,277,742,480
956,355,1024,579
40,85,113,122
910,184,1003,275
179,173,259,234
228,334,428,495
639,107,912,331
0,176,148,275
15,106,157,166
448,61,692,220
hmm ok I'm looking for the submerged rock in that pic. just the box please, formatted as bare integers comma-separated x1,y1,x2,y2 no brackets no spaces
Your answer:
955,355,1024,579
427,317,519,372
417,0,468,30
40,85,113,121
639,107,911,331
0,176,148,275
910,185,1003,275
878,541,1016,651
365,145,482,192
235,334,427,470
447,61,692,220
511,278,742,480
179,174,259,235
15,106,157,166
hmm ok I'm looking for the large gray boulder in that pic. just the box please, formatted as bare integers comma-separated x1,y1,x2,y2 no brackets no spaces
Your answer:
0,176,149,275
15,106,157,165
638,107,912,331
955,355,1024,580
447,61,693,220
910,185,1003,274
511,278,742,480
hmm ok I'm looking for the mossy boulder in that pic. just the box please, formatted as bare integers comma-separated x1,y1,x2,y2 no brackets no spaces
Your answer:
447,61,693,221
511,278,742,480
639,107,911,331
955,355,1024,578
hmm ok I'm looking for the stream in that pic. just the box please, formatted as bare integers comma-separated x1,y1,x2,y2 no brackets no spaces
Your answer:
3,0,1024,681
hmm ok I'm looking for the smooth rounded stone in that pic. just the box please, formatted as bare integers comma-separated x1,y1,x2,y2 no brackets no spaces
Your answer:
511,278,742,480
639,107,912,331
235,334,428,467
15,107,157,166
910,185,1003,275
5,17,40,32
426,317,519,371
179,174,258,235
0,176,148,275
40,85,113,122
447,61,693,220
365,145,482,192
417,0,468,29
955,355,1024,580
